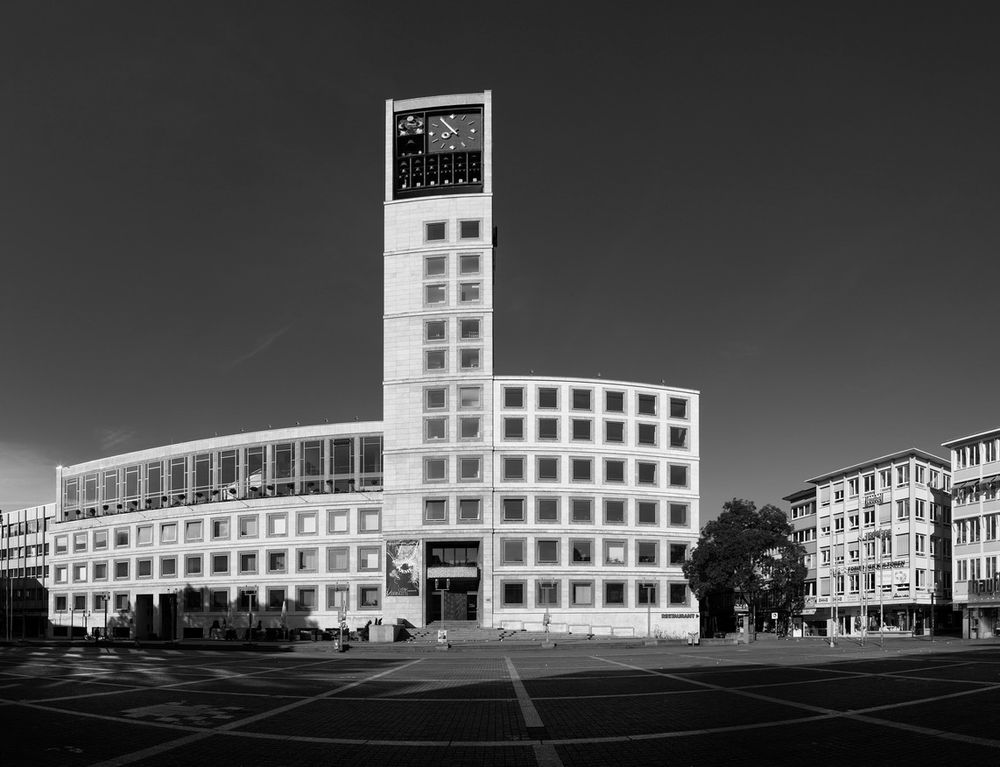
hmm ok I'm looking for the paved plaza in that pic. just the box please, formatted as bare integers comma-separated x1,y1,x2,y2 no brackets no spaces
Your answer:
1,637,998,766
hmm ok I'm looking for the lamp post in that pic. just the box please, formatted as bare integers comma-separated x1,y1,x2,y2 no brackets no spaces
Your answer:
102,591,110,640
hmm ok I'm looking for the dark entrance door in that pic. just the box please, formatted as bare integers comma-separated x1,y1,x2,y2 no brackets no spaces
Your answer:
134,594,154,640
159,593,177,641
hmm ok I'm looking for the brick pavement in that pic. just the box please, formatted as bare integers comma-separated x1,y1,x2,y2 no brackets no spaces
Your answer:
1,638,998,766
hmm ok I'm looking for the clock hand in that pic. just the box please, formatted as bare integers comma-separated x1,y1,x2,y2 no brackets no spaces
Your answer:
440,118,459,135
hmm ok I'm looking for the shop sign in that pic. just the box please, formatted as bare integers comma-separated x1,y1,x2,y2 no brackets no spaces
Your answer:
660,612,698,619
863,492,884,508
846,559,907,574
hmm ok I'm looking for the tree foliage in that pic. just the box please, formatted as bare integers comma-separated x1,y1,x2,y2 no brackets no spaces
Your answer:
683,498,807,622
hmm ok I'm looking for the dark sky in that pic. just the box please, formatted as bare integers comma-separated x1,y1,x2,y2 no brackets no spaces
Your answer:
3,2,999,520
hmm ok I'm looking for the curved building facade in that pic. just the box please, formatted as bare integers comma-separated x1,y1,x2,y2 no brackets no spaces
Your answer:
46,92,700,640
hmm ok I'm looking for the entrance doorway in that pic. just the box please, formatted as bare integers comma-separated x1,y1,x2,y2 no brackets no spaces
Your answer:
134,594,154,640
159,593,177,641
425,540,480,624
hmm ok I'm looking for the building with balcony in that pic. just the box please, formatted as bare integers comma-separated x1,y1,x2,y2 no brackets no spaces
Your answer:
44,91,701,641
788,448,953,637
942,427,1000,639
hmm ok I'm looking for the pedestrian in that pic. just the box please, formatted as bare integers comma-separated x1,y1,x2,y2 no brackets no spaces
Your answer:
210,619,221,640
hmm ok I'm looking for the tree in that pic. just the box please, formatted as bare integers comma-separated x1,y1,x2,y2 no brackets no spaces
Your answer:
683,498,806,637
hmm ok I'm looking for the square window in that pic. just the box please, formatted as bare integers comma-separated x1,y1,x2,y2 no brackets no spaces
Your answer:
604,581,626,606
502,581,525,606
296,587,318,611
211,553,230,575
459,253,481,273
503,456,525,481
425,416,447,441
115,527,129,548
670,427,688,449
460,348,481,369
459,220,480,239
55,595,68,612
297,548,319,573
458,498,482,522
212,518,229,540
504,387,524,408
536,540,559,565
239,552,258,574
137,525,153,546
572,389,592,410
425,320,447,341
267,550,287,573
669,464,689,487
73,594,86,611
328,547,349,571
571,539,593,564
572,419,592,441
605,391,625,412
536,580,560,607
425,387,447,410
571,498,593,523
638,393,657,416
504,417,524,440
459,282,481,303
637,501,658,525
604,499,626,524
93,530,108,550
185,555,202,576
605,421,625,443
137,558,153,578
638,423,657,446
536,456,559,481
538,417,559,440
460,317,481,339
459,386,482,409
502,539,525,564
160,522,177,544
502,497,525,522
185,520,203,543
72,562,86,582
670,398,688,419
670,543,688,565
459,416,482,440
359,585,380,609
571,581,594,606
297,511,318,535
538,387,558,409
669,583,688,605
267,588,286,611
536,497,559,523
426,349,447,371
459,456,482,481
425,221,446,241
239,516,258,538
358,546,382,570
638,582,658,606
638,541,659,565
571,458,592,482
268,513,288,536
638,462,657,485
93,562,108,580
669,503,689,527
114,560,129,579
604,540,626,565
359,508,381,532
425,283,447,305
424,499,447,523
424,457,448,482
605,459,625,483
327,585,349,611
425,255,446,276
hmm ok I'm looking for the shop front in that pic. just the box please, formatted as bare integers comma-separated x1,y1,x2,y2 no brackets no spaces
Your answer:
966,576,1000,639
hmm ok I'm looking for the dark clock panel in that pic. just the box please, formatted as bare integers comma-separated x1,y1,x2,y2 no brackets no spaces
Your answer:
394,108,483,199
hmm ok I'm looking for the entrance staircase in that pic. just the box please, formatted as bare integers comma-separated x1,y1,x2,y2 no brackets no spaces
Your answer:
404,621,506,644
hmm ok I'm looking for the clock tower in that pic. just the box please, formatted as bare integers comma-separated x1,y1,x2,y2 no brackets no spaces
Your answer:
382,92,494,626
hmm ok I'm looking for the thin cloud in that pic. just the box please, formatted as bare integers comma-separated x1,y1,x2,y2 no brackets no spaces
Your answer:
96,427,136,453
223,323,294,370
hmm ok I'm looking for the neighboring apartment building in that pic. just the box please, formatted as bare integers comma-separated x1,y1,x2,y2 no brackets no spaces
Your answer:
45,91,701,640
0,503,55,639
788,449,952,637
784,487,817,633
942,427,1000,639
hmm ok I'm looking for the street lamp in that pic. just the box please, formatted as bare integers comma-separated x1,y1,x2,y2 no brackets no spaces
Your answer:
102,591,110,640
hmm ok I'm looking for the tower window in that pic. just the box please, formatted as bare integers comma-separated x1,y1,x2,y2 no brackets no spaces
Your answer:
459,220,481,239
425,222,447,241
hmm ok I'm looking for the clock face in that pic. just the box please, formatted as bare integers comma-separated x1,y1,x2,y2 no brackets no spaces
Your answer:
428,111,481,153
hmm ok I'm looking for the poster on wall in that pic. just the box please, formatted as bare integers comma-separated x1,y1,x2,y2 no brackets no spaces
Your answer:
386,540,421,597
